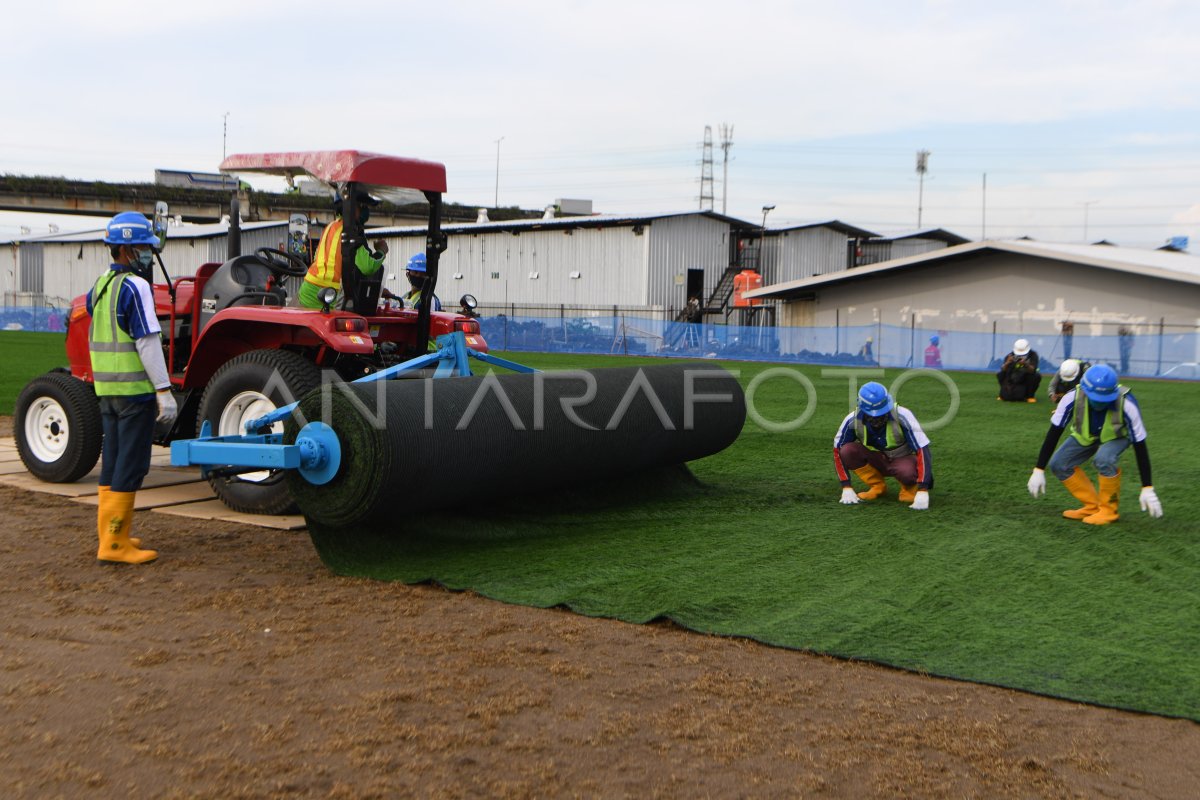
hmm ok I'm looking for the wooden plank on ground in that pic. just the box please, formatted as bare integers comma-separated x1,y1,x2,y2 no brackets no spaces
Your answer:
151,499,307,531
73,481,216,510
0,467,202,497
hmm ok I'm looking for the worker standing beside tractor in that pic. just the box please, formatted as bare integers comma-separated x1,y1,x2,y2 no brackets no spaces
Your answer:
1027,364,1162,525
834,381,934,511
88,212,178,564
298,191,389,309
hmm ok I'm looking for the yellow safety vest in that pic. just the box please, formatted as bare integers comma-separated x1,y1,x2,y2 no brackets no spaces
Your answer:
305,218,345,289
1070,388,1129,445
88,272,154,396
854,415,911,458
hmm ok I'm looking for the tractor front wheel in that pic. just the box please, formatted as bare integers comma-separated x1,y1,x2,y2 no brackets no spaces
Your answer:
15,372,103,483
198,350,321,515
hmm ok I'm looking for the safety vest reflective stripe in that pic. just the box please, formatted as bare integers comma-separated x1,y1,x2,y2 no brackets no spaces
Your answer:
89,272,154,396
306,218,344,288
853,415,911,458
1070,388,1129,445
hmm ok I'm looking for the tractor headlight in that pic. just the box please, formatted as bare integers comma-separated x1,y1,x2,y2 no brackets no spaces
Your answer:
318,287,338,312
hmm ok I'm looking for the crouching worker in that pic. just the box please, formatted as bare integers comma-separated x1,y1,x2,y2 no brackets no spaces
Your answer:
88,212,178,564
1027,364,1162,525
834,382,934,510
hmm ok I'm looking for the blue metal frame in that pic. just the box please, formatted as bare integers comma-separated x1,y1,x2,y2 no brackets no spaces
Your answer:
170,331,538,481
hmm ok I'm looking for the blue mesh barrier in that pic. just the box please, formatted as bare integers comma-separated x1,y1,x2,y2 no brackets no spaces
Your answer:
478,315,1200,380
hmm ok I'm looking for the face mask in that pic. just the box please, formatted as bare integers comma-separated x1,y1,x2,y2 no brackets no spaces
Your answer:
130,248,155,280
407,271,423,288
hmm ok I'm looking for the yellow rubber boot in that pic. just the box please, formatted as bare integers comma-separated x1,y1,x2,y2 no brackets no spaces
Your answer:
853,465,887,500
1060,468,1099,520
897,484,917,503
97,491,157,564
1084,471,1121,526
97,486,140,547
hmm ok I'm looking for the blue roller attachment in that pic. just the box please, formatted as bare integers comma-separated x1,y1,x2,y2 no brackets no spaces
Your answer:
172,331,539,485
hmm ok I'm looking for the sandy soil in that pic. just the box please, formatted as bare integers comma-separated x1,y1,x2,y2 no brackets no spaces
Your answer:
2,414,1198,798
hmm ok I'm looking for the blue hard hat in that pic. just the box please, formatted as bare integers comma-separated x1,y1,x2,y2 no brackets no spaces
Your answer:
103,212,159,247
930,335,939,345
406,252,427,273
1080,364,1119,402
857,381,894,417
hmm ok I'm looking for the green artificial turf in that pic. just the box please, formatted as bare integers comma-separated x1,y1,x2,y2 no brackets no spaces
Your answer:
308,352,1200,720
0,332,69,415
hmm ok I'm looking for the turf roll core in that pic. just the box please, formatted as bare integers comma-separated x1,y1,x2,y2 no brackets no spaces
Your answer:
284,363,745,530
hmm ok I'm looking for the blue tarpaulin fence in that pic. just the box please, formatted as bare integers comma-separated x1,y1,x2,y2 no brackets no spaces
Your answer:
5,306,1197,380
478,314,1200,380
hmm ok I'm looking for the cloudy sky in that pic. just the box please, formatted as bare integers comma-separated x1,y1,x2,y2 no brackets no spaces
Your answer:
3,0,1198,249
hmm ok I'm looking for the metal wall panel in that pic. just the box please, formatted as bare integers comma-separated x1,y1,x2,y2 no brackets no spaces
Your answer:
774,227,851,282
645,215,731,312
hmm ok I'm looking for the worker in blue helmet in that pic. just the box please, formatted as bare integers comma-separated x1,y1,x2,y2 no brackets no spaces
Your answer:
1027,364,1162,524
85,212,178,564
924,334,943,368
833,381,934,510
399,252,442,311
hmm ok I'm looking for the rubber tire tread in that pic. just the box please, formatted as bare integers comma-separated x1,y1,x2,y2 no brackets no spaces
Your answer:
198,349,321,515
15,372,103,483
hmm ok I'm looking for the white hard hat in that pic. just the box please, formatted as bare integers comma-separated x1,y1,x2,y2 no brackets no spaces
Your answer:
1059,358,1081,381
1013,338,1031,356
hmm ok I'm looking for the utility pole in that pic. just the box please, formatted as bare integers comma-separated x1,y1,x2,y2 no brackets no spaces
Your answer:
760,204,775,272
1080,200,1099,243
719,123,734,215
222,112,230,160
699,126,714,211
916,149,931,228
493,136,505,208
981,172,987,240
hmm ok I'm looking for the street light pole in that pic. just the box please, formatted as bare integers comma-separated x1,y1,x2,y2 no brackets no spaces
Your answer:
760,204,775,272
494,136,505,208
222,112,230,160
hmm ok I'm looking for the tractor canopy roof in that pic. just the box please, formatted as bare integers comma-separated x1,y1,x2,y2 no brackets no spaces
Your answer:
220,150,447,204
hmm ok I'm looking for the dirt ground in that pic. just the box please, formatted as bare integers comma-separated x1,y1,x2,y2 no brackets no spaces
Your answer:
2,420,1198,798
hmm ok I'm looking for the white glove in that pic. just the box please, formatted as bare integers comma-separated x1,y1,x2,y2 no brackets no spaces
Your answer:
156,390,178,425
1027,468,1046,498
839,487,860,505
1139,486,1163,518
909,490,929,511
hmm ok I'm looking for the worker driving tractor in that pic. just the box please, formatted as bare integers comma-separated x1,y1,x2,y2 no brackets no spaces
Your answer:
298,190,390,309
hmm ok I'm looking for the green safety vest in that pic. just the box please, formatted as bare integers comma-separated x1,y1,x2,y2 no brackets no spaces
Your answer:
1070,387,1129,445
854,415,911,458
88,272,155,397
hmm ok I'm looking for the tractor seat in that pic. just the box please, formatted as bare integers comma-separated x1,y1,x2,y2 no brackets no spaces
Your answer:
195,255,287,334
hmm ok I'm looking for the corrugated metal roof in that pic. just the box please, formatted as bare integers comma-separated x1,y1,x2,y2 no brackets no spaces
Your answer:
9,220,287,244
367,209,753,236
870,228,970,244
771,220,878,238
746,238,1200,299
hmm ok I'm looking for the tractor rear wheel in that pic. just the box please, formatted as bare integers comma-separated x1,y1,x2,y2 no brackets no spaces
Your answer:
15,372,103,483
198,349,321,515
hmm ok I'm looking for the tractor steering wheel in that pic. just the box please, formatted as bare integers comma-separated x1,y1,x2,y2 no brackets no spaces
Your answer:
254,247,309,278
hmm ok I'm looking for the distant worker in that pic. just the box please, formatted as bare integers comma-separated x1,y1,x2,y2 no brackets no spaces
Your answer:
1061,321,1075,359
401,253,442,311
924,335,943,368
1048,358,1090,404
997,338,1041,402
87,212,178,565
298,191,389,309
834,382,933,511
858,336,875,363
1027,364,1162,525
1118,326,1135,374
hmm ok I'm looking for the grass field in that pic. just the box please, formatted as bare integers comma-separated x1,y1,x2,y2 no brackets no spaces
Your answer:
3,337,1197,719
0,332,69,415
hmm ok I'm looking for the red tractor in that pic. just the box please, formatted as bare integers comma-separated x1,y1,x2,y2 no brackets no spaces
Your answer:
15,150,486,514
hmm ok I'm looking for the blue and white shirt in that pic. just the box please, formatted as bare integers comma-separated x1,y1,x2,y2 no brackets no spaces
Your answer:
86,266,162,341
